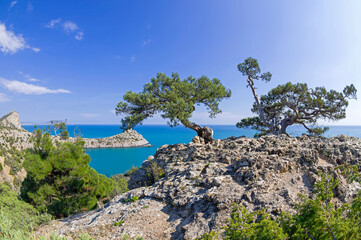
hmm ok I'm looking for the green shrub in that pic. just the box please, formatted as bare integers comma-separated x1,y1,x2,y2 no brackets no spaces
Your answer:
0,213,31,240
109,174,129,199
145,161,165,185
21,129,114,218
197,171,361,240
124,166,139,176
130,195,139,202
4,148,23,174
224,205,287,240
0,183,51,239
114,220,124,226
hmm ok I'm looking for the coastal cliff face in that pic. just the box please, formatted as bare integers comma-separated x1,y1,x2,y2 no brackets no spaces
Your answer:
0,111,22,130
37,134,361,240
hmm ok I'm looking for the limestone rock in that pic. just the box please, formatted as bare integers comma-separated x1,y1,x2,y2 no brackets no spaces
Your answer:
0,111,22,130
37,134,361,240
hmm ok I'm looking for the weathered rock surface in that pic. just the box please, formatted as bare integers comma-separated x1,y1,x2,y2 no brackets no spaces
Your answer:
82,129,150,148
0,111,22,130
38,134,361,240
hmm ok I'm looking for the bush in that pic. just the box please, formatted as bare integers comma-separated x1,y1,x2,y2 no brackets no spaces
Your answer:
124,166,139,176
145,161,165,185
4,148,23,174
0,183,51,239
197,172,361,240
109,174,129,199
21,129,114,218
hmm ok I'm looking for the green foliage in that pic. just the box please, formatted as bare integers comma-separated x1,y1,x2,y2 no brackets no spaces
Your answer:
0,213,31,240
36,232,93,240
109,174,129,199
0,183,51,239
124,166,139,176
21,129,114,218
115,73,231,131
130,195,139,202
50,120,69,140
224,205,287,240
237,58,357,136
114,220,124,226
237,57,272,82
4,147,23,174
198,172,361,240
145,161,165,185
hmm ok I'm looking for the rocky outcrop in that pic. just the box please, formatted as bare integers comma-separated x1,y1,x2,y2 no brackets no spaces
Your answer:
81,129,150,148
0,111,22,130
38,134,361,240
0,111,150,150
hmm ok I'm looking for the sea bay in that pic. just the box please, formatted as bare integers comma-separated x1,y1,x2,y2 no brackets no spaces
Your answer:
23,125,361,177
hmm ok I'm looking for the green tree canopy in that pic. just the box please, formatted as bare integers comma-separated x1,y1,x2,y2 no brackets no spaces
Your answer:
237,57,357,136
21,129,114,218
116,73,231,143
50,120,69,140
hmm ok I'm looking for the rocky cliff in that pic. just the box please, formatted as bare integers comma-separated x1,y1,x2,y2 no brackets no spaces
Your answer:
0,111,22,130
37,134,361,240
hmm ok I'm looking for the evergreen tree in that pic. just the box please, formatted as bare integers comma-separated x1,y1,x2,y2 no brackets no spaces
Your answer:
21,129,114,218
116,73,231,143
237,57,357,136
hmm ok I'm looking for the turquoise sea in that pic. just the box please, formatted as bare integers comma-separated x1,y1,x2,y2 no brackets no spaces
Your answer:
23,125,361,177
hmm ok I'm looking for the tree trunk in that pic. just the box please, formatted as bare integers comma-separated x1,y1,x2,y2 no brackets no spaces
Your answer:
185,122,214,144
277,118,290,136
248,77,268,127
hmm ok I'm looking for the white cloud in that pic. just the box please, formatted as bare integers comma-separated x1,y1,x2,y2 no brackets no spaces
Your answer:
25,74,40,82
45,19,84,40
0,77,71,95
74,31,83,41
45,19,61,29
18,72,41,82
9,1,17,10
0,23,40,54
80,113,99,118
130,56,136,62
32,47,40,52
0,93,10,102
0,23,26,54
63,21,78,33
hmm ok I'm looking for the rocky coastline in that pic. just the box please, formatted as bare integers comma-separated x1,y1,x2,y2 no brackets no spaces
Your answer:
36,134,361,240
0,111,151,150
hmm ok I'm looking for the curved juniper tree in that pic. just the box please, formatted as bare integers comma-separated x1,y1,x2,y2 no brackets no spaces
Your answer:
116,73,231,143
237,57,357,136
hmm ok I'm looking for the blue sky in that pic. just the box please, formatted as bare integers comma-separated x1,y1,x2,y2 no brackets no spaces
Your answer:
0,0,360,125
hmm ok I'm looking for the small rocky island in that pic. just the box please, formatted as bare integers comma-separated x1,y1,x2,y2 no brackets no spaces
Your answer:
0,111,150,150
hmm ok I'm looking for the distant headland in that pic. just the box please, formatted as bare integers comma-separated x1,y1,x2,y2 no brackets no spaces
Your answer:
0,111,151,150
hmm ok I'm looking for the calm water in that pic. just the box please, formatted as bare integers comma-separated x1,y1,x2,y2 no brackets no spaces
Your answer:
23,125,361,177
